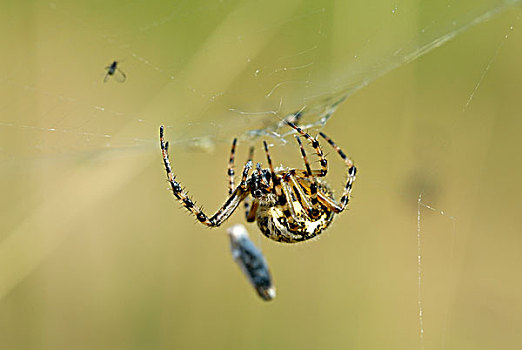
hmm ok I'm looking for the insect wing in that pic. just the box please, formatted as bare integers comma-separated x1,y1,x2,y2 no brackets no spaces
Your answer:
103,72,112,83
113,68,127,82
227,224,275,301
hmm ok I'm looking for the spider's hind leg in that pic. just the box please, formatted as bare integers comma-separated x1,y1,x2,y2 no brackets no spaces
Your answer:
318,131,357,211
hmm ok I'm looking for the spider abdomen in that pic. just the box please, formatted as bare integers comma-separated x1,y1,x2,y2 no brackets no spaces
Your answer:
255,186,335,243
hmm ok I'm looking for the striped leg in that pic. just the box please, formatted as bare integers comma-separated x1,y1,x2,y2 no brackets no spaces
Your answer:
284,109,304,125
287,173,314,214
243,145,255,217
286,121,328,176
294,135,321,218
263,141,283,199
246,198,260,222
294,177,343,214
160,126,250,227
319,131,357,210
245,163,269,222
281,179,300,221
227,138,237,195
263,141,298,228
290,169,326,178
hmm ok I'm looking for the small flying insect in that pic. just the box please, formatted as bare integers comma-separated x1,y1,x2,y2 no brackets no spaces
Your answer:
228,224,276,301
104,60,126,82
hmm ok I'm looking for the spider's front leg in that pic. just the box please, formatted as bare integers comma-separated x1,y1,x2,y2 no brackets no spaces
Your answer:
228,139,256,220
160,126,251,227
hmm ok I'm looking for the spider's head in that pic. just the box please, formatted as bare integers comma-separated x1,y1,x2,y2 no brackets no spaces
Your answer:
250,163,271,198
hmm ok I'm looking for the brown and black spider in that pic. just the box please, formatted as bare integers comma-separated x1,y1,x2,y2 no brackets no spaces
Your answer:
159,121,356,243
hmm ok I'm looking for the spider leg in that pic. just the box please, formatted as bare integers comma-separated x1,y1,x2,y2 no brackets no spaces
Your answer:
295,177,344,214
286,121,328,176
291,169,326,178
212,159,253,224
317,191,344,213
103,72,110,83
242,145,256,214
244,162,263,221
282,109,304,126
246,198,259,222
280,176,302,225
210,185,250,225
238,159,252,191
212,160,252,224
263,141,299,228
160,126,251,226
318,131,357,211
291,110,304,125
294,136,313,177
294,136,321,217
247,145,255,162
263,141,284,200
227,138,237,195
287,172,314,217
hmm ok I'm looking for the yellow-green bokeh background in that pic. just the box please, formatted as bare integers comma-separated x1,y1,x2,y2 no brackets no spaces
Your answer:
1,1,522,349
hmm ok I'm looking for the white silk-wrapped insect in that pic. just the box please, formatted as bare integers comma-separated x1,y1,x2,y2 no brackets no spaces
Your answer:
227,224,276,301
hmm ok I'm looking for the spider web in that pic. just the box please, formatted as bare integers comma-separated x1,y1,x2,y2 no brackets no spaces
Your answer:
0,0,519,157
1,1,522,349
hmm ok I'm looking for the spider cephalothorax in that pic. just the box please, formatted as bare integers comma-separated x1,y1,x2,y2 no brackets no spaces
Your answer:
159,121,356,243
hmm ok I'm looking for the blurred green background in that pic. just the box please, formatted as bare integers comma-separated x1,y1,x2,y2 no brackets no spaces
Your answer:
1,0,522,349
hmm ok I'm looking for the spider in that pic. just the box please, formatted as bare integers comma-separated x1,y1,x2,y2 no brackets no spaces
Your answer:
159,121,356,243
104,60,126,83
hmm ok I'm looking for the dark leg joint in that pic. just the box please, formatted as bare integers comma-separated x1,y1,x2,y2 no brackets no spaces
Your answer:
197,213,207,222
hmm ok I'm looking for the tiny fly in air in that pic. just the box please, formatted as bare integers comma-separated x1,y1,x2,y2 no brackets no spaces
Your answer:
104,61,126,83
